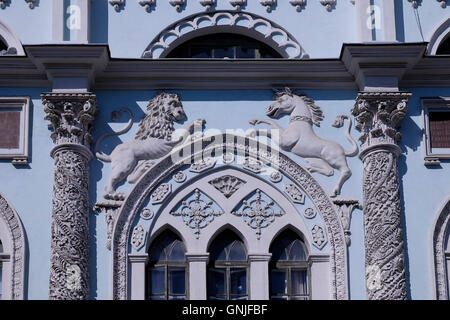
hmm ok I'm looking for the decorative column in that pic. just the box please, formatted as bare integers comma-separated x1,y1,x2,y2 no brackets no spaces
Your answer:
41,92,98,300
351,92,411,300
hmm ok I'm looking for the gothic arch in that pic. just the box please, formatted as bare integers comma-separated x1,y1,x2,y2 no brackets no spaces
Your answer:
111,134,348,300
142,11,308,59
0,19,24,55
432,196,450,299
0,192,26,299
428,17,450,55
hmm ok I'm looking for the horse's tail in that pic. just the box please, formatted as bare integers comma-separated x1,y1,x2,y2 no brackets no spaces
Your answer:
95,109,134,162
332,114,359,157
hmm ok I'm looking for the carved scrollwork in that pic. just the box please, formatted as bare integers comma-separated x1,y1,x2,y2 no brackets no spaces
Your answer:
242,157,264,173
209,175,246,198
151,183,172,204
131,225,146,250
311,224,327,249
284,183,305,204
189,157,216,173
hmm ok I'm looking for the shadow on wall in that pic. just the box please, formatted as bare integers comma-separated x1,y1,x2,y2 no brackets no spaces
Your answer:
90,0,108,44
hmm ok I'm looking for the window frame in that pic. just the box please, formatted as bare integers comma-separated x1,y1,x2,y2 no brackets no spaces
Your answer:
422,98,450,166
0,97,30,165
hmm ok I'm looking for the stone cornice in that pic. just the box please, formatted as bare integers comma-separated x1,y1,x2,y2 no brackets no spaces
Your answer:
2,42,450,90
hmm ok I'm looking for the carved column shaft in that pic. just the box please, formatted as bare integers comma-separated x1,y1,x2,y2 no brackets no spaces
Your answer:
352,92,411,300
42,92,97,300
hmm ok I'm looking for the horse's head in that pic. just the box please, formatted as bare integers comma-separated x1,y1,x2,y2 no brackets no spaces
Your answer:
266,90,298,118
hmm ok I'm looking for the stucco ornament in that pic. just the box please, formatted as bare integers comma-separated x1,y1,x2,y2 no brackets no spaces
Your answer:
284,183,305,204
311,224,327,249
229,0,245,10
199,0,215,11
139,0,155,12
95,93,205,199
169,0,185,11
209,175,246,198
250,88,358,197
109,0,125,11
332,198,361,245
260,0,276,12
290,0,306,11
320,0,336,11
150,183,172,204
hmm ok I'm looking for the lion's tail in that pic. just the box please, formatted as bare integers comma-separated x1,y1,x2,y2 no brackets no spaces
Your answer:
95,109,134,163
332,114,359,157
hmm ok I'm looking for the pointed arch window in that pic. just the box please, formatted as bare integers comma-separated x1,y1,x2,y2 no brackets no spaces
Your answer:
269,230,310,300
208,230,248,300
147,231,187,300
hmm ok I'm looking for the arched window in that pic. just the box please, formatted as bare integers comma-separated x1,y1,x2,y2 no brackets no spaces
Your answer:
208,230,248,300
147,231,187,300
166,33,283,59
437,36,450,55
269,230,309,300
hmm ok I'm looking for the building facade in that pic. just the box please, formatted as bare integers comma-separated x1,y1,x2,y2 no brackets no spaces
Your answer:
0,0,449,300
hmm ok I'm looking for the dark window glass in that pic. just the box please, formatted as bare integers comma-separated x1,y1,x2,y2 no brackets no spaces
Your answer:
429,111,450,149
147,231,187,300
0,40,7,53
270,230,309,300
208,230,248,300
166,33,282,59
437,36,450,55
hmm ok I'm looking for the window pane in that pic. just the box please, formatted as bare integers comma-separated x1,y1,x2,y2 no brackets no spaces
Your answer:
229,241,246,261
236,47,256,58
271,269,287,295
150,266,165,295
290,240,307,261
430,112,450,148
169,295,186,300
230,268,247,295
271,296,288,300
191,46,212,58
291,269,308,295
214,47,234,59
150,295,165,300
169,267,186,295
169,241,185,261
208,268,226,297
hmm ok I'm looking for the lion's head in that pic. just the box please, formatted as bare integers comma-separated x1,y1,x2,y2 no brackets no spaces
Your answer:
135,92,186,141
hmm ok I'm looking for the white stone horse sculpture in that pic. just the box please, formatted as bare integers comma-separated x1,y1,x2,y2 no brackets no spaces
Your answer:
249,89,358,197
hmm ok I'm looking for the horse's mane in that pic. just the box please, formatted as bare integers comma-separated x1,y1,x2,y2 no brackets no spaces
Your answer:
274,88,324,127
135,93,179,140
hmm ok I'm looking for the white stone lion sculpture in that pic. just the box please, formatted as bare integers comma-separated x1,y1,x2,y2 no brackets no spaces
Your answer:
249,88,358,197
96,92,204,199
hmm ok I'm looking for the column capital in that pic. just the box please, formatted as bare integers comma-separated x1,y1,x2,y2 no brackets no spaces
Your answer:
352,91,411,158
185,253,210,263
247,253,272,262
128,253,149,264
41,92,98,150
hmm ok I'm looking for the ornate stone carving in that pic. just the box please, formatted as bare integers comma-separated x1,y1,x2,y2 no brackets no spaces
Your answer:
94,200,123,250
189,157,216,173
140,208,154,220
112,135,348,300
242,157,264,173
42,92,98,300
432,198,450,300
209,175,246,198
142,11,306,59
151,183,172,204
25,0,35,8
139,0,155,11
169,0,185,11
173,171,187,183
269,171,282,183
333,198,361,245
320,0,336,11
284,183,305,204
260,0,276,12
109,0,125,11
0,193,26,299
290,0,306,11
311,224,327,249
200,0,215,11
131,225,146,250
229,0,245,10
250,88,359,197
232,189,285,239
170,189,223,238
303,207,316,219
95,93,205,198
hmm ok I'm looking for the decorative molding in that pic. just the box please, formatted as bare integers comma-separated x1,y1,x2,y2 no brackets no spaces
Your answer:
290,0,306,11
242,157,264,173
199,0,215,11
208,175,246,198
269,171,282,183
109,0,125,11
142,11,306,59
173,171,187,183
131,225,146,250
170,189,223,238
169,0,185,11
229,0,245,10
0,192,26,300
303,207,316,219
25,0,35,8
139,0,155,12
151,183,172,204
232,189,285,239
140,208,154,220
111,135,348,300
284,183,305,204
432,197,450,300
320,0,335,11
260,0,276,12
94,200,123,250
189,157,216,173
311,224,327,249
332,198,361,245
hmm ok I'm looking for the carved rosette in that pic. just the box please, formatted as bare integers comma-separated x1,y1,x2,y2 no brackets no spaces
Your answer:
352,92,411,300
42,92,98,300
